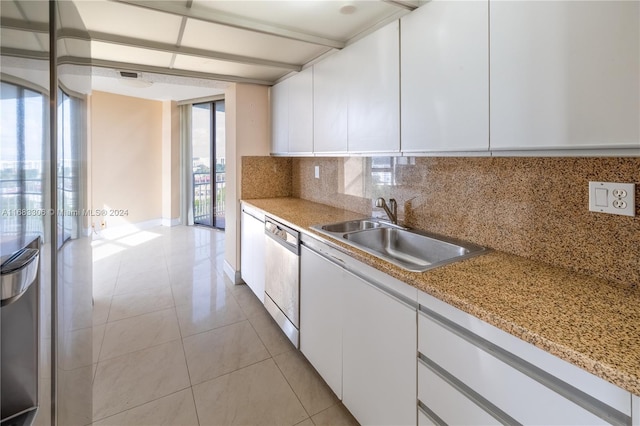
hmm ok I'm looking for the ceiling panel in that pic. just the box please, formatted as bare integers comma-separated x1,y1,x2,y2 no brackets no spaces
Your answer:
4,0,49,23
72,0,183,44
90,42,174,68
1,28,47,52
181,18,330,65
0,1,22,19
60,39,90,58
173,54,287,82
191,0,406,41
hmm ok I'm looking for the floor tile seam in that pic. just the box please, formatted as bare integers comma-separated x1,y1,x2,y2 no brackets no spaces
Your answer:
91,386,193,424
177,315,196,388
295,418,316,426
109,283,174,299
98,294,115,325
93,322,108,372
102,305,178,328
272,351,315,420
97,329,182,364
94,337,184,366
169,269,223,287
188,386,202,426
114,261,171,278
244,311,296,359
106,302,177,324
179,317,249,340
189,356,277,393
185,347,273,388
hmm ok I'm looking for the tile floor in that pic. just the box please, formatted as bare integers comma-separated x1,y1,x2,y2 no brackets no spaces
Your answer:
92,225,358,426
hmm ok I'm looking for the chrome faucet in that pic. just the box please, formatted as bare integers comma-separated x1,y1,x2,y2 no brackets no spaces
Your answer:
375,197,398,224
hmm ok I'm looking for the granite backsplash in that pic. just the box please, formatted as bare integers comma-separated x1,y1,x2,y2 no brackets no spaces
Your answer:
242,156,640,287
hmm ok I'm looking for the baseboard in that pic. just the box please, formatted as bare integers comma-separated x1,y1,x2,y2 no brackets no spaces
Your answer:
161,218,181,227
223,259,244,285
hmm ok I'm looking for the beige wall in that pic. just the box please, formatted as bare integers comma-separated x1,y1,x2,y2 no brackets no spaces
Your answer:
90,91,163,228
224,84,270,281
162,100,180,224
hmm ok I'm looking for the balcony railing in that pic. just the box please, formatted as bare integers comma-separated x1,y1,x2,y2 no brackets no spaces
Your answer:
193,172,225,228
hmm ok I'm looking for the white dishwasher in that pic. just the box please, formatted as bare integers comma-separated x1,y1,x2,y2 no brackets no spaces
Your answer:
264,216,300,348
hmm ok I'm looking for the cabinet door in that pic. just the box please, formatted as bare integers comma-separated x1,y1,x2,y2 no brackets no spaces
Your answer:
240,211,265,303
299,246,343,398
490,1,640,151
401,1,488,153
314,50,348,153
342,271,416,425
347,21,400,153
288,67,314,154
270,79,289,154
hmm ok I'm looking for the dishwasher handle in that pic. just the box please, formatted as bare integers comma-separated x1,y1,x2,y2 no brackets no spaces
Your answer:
265,217,300,255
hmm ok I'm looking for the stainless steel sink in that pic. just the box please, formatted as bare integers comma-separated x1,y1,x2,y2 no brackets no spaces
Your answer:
311,219,487,272
320,219,384,233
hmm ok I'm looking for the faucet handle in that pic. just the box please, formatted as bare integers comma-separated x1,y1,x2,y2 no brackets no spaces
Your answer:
375,197,385,208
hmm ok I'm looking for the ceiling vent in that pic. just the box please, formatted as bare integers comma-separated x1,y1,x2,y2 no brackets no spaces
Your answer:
119,71,138,79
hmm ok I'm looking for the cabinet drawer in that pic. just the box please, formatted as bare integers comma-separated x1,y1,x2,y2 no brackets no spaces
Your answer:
418,408,435,426
419,312,613,425
418,360,500,425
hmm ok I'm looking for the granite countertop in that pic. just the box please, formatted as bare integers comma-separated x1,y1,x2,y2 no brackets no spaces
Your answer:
242,197,640,396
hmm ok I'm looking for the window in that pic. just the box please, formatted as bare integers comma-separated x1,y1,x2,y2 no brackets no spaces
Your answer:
0,81,47,238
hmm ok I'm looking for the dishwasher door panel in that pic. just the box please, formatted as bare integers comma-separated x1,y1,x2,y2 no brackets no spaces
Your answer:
264,236,300,329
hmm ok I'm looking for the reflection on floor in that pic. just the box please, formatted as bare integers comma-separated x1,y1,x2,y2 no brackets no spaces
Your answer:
92,225,358,426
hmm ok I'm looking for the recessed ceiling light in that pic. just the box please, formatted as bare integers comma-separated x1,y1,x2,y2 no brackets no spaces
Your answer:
340,3,357,15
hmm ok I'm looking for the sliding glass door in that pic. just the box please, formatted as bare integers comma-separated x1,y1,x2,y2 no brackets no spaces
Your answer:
191,100,225,229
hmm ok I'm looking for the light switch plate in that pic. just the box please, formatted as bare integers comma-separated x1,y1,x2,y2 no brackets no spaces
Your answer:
314,165,320,179
588,181,635,216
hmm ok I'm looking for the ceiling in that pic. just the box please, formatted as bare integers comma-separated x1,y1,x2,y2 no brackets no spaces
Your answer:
70,0,420,101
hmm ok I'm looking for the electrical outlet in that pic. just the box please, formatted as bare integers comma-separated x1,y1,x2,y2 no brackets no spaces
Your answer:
314,165,320,179
588,181,635,216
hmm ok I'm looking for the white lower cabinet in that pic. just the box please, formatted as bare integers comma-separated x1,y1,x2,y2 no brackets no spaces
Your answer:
418,293,632,426
299,242,417,425
418,363,499,426
296,227,635,426
299,246,343,398
342,270,416,426
240,207,265,302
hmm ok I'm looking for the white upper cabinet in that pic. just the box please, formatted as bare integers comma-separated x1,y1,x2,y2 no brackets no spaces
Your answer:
490,1,640,151
270,68,313,155
313,49,349,154
347,21,400,154
270,78,289,155
401,0,489,153
288,67,314,154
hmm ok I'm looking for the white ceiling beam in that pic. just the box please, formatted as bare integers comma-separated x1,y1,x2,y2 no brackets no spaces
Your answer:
0,17,48,33
58,28,302,71
382,0,420,11
111,0,346,49
57,56,275,86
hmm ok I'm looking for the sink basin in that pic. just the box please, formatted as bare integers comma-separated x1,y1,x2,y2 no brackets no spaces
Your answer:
311,219,487,272
320,220,383,233
345,227,478,270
